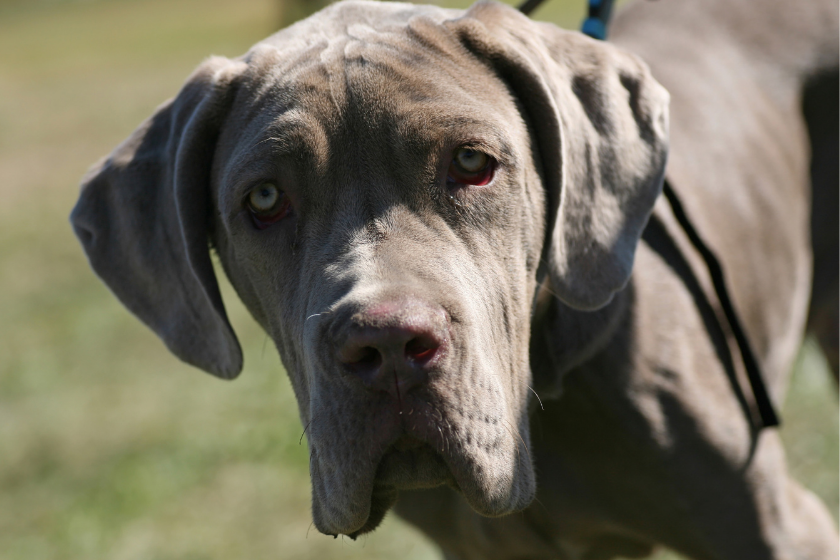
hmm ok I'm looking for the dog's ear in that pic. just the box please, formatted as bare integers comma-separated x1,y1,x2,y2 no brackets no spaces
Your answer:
448,2,669,310
71,56,247,378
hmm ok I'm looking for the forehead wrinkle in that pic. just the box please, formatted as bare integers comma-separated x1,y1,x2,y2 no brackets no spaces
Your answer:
315,35,353,125
264,112,329,166
229,4,522,201
243,39,353,134
245,43,328,109
334,25,505,125
337,51,515,160
246,8,494,138
412,122,514,167
224,112,329,188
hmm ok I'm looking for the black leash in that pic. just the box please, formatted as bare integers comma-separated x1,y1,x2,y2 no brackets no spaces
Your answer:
518,0,780,429
661,183,780,428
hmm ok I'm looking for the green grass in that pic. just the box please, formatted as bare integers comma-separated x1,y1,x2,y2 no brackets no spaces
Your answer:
0,1,835,559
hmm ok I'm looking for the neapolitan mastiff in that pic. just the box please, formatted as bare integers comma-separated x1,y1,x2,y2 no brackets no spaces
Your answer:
71,0,839,557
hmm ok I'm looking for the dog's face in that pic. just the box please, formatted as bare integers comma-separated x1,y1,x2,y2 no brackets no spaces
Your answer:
211,11,544,535
71,0,669,538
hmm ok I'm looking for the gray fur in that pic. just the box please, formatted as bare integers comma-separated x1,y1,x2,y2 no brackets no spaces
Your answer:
71,0,838,558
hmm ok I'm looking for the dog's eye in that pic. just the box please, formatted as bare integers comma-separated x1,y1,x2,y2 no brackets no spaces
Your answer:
246,182,291,229
448,148,494,186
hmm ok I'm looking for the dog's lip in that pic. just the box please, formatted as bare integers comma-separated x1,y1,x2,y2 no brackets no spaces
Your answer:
372,435,454,489
311,391,525,537
392,434,425,452
387,400,472,490
331,429,455,538
394,396,530,517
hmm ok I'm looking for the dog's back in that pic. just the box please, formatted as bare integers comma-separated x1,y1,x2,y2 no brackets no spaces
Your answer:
613,0,839,387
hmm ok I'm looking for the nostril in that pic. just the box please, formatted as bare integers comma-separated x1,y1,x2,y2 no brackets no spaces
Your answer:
341,345,383,373
356,346,381,366
333,299,450,394
405,337,438,364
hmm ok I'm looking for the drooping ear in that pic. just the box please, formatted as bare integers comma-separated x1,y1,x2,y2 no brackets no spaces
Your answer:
448,1,669,310
71,56,248,378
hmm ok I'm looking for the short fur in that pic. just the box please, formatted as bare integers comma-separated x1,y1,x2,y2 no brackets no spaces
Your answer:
71,0,838,558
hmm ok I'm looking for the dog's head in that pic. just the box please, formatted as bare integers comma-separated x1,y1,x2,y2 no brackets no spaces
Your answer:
71,0,668,538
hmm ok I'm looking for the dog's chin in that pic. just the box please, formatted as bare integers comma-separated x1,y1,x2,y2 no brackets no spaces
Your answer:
346,437,453,538
317,435,536,538
444,441,537,522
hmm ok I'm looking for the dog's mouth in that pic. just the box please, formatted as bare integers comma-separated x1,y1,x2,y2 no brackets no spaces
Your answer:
375,435,455,489
347,435,455,538
309,382,534,538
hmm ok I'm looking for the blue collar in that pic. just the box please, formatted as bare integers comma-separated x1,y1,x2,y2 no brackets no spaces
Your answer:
518,0,616,40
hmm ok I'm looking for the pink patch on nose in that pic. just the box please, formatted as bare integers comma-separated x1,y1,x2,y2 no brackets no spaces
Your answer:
365,302,404,318
334,298,451,397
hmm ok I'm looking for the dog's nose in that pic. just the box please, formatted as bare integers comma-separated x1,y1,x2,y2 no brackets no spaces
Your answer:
335,299,449,397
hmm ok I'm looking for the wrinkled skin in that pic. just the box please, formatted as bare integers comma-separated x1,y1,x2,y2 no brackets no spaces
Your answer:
210,12,545,533
71,0,839,558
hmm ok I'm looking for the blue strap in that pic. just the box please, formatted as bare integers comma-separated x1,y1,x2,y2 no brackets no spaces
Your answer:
581,17,606,40
581,0,614,39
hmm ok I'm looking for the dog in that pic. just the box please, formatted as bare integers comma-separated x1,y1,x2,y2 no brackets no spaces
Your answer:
70,0,839,558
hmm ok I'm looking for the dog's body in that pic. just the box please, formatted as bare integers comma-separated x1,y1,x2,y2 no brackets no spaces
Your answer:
404,3,839,558
71,0,838,558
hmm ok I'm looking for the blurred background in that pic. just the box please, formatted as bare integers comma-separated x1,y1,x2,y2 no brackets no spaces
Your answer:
0,0,835,558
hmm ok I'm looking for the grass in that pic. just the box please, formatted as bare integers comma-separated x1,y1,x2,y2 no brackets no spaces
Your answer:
0,0,835,559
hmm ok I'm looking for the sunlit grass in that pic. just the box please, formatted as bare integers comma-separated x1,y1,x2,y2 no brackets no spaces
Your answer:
0,1,835,559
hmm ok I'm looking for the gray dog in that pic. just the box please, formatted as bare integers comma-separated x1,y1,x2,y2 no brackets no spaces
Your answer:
71,0,838,558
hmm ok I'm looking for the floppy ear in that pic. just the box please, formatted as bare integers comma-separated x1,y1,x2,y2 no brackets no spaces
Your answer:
448,1,669,310
71,56,247,379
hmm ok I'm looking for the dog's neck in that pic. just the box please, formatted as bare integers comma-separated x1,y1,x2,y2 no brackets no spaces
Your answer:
529,278,632,401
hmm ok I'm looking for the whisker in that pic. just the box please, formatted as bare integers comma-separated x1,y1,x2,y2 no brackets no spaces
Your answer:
432,405,455,453
255,135,284,148
500,419,521,461
528,385,544,410
306,311,330,323
535,260,564,301
299,418,314,445
541,283,562,300
532,495,549,513
504,418,532,466
307,452,323,527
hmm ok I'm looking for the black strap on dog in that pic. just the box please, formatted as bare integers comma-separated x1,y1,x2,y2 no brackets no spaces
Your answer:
661,182,780,428
519,0,780,429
